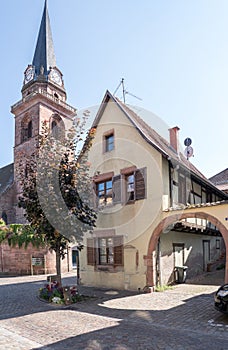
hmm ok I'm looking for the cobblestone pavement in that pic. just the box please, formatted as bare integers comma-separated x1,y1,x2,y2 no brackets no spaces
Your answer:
0,271,228,349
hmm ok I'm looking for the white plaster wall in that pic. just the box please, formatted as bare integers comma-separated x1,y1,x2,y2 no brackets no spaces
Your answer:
159,230,223,285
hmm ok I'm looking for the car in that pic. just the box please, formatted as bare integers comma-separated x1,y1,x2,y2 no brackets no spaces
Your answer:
214,284,228,314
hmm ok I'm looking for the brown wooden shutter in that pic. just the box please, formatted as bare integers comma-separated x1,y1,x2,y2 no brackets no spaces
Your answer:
112,175,122,204
93,181,98,208
113,236,124,266
135,167,146,200
87,238,96,265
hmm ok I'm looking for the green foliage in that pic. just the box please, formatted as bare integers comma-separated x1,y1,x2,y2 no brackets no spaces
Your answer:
0,219,8,244
0,222,45,249
155,284,174,292
216,263,225,270
7,225,46,249
39,281,82,304
0,218,5,226
17,117,97,277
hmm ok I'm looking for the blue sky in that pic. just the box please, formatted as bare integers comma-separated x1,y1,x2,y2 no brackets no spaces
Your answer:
0,0,227,178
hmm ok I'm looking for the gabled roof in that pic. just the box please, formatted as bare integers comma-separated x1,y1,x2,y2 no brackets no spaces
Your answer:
209,168,228,185
32,0,56,76
0,163,14,195
92,90,225,193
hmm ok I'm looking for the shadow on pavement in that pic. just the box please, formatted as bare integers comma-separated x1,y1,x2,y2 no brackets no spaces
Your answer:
1,273,228,349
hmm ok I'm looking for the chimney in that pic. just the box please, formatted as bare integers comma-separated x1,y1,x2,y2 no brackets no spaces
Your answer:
169,126,180,153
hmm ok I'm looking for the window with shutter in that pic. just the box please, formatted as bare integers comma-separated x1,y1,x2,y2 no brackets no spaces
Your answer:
89,235,124,267
135,167,146,200
98,237,114,264
112,174,122,204
87,238,96,265
121,167,147,203
113,236,124,266
96,179,113,206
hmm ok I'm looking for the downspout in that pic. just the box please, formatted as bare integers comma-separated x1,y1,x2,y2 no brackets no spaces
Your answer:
168,161,173,206
76,250,80,285
0,244,3,272
156,237,161,287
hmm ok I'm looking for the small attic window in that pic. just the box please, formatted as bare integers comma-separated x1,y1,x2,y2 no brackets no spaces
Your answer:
103,130,114,153
54,93,59,99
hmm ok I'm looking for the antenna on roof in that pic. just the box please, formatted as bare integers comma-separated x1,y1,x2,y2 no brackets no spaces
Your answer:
113,78,142,104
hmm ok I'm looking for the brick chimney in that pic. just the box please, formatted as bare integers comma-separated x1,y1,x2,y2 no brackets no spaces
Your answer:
169,126,180,153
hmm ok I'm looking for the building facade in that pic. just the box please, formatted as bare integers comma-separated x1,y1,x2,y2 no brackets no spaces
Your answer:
0,1,76,275
209,169,228,195
80,91,227,289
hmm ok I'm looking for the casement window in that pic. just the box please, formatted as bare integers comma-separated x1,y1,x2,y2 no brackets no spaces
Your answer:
93,168,146,208
87,236,124,267
97,179,113,206
103,130,114,153
105,134,114,152
99,237,114,264
122,167,147,203
126,174,135,201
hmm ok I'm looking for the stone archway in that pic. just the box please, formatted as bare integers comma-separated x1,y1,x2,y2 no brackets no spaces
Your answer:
146,211,228,287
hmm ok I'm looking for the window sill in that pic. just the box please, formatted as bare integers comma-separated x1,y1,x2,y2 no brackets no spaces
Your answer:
126,200,135,205
96,265,114,272
103,149,115,154
96,265,123,272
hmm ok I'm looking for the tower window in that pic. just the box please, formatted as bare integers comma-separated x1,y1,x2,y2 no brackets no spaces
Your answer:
52,120,57,129
27,121,32,139
21,119,32,143
1,211,8,225
51,118,65,140
51,120,59,139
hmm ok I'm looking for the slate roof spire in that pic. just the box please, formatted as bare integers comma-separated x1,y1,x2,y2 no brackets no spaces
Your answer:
32,0,56,76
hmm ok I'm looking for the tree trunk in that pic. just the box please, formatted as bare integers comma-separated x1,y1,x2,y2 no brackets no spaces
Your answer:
56,242,62,286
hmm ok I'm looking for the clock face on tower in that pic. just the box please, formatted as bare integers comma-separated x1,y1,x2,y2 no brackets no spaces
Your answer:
24,66,35,84
49,68,62,86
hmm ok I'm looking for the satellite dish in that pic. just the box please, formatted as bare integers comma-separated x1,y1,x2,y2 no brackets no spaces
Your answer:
184,146,194,159
184,138,192,147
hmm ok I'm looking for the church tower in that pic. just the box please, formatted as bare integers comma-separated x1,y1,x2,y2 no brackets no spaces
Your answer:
11,0,76,222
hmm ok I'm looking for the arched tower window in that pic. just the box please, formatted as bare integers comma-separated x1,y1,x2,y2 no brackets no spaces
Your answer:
51,115,65,140
1,211,8,225
21,117,32,143
27,121,32,139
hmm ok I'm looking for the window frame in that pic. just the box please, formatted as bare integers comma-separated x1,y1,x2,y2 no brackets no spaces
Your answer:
21,118,32,143
96,179,113,207
98,237,114,265
87,235,124,269
103,129,115,153
121,166,147,204
93,171,114,208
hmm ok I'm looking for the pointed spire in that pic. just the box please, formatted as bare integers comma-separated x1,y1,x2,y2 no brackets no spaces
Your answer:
32,0,56,76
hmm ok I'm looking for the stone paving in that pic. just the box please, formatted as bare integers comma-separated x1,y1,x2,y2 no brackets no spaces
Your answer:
0,271,228,349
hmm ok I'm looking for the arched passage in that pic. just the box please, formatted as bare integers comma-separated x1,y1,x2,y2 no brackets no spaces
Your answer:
146,211,228,287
